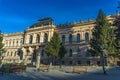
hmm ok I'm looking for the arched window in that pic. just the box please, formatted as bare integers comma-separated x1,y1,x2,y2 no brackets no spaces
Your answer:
29,35,33,44
13,41,14,46
36,34,40,43
6,42,8,46
7,52,9,56
14,51,17,56
77,34,80,42
41,49,44,57
69,61,72,65
26,49,30,55
69,49,72,57
86,51,90,57
85,32,89,41
87,61,90,66
11,52,13,56
16,41,18,46
44,33,48,43
9,41,11,46
77,48,81,57
32,49,37,61
62,35,65,43
77,61,81,65
20,40,23,45
69,34,72,43
18,50,23,60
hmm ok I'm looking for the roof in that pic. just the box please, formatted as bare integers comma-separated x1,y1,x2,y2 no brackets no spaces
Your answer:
30,17,53,28
38,17,53,22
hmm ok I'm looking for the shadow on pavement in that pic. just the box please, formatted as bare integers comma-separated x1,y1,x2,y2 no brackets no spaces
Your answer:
0,66,120,80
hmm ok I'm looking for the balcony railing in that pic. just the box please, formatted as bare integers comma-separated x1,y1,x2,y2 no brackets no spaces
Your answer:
22,40,90,47
22,42,47,47
62,40,90,45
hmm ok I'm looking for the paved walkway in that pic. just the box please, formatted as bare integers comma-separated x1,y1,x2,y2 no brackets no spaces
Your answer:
0,67,120,80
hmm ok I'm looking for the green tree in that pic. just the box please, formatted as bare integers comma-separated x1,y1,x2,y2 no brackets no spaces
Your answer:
45,32,61,65
89,10,114,74
113,16,120,58
107,28,117,65
59,43,67,67
0,31,5,64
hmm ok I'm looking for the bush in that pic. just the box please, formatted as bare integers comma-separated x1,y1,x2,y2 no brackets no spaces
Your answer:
117,61,120,66
1,63,26,73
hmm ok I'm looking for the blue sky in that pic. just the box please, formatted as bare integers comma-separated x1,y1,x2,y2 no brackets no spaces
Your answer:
0,0,119,33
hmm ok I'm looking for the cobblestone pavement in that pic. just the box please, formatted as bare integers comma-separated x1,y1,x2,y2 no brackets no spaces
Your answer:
0,67,120,80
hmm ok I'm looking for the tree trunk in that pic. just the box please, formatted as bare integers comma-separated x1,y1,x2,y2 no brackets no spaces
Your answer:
50,62,52,67
59,59,62,69
101,53,107,74
47,55,50,64
49,56,53,68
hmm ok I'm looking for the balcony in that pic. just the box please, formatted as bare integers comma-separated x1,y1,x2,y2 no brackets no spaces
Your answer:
4,45,21,49
22,42,47,47
62,40,90,46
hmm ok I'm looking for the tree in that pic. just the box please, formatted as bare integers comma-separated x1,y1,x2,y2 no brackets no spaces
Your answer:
59,43,67,67
0,31,5,64
107,28,117,65
45,32,61,65
113,16,120,58
89,10,114,74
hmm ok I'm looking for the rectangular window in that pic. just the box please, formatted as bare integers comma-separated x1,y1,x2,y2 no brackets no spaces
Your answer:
77,61,81,65
69,61,72,65
62,61,65,65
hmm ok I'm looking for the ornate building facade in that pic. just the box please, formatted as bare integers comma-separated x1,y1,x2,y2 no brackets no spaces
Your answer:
2,15,116,66
2,32,23,64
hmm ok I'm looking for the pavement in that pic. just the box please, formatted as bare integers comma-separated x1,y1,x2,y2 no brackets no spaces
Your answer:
0,67,120,80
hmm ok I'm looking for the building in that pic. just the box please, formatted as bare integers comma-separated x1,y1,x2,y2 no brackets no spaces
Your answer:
2,32,23,64
2,16,116,66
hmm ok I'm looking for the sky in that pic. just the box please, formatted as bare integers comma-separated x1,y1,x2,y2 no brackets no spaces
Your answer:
0,0,119,33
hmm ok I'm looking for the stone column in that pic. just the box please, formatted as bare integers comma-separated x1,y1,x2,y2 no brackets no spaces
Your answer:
14,39,16,46
72,32,76,42
33,33,37,43
22,48,27,65
26,34,30,44
36,50,41,69
29,47,34,55
28,47,34,64
39,33,41,43
81,31,85,41
41,33,44,43
66,34,69,43
89,27,92,40
48,31,51,41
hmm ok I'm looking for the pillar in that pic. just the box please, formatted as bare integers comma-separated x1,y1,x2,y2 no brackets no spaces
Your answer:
36,52,41,69
33,33,37,43
22,48,27,65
